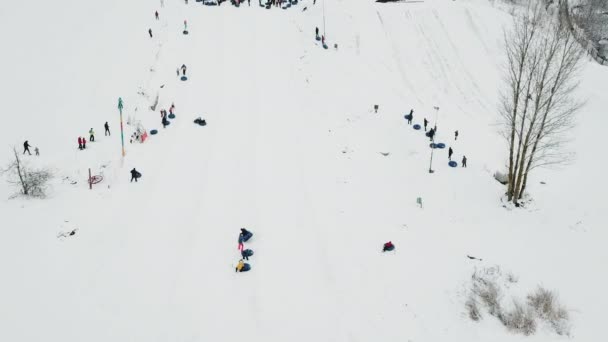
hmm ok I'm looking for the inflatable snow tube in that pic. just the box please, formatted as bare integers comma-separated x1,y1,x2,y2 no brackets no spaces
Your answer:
323,44,328,49
436,143,446,149
150,129,158,135
240,263,251,272
164,121,171,126
183,30,189,35
242,249,254,258
429,143,437,149
316,36,321,41
242,232,253,242
168,113,176,119
425,131,431,137
449,161,458,168
413,124,421,130
181,76,188,81
383,245,395,252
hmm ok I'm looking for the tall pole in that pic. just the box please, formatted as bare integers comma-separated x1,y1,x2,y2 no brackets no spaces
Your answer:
428,106,439,173
323,0,326,37
118,97,125,157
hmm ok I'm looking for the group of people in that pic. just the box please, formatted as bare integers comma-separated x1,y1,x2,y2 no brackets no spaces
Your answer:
405,109,468,168
77,122,110,150
22,140,39,156
236,228,254,272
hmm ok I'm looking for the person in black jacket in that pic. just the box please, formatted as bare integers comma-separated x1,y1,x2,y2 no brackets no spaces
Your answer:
23,141,32,155
130,168,141,182
448,147,453,161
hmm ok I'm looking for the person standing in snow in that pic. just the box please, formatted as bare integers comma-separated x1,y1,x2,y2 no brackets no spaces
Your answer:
407,109,413,125
181,64,187,76
78,137,83,150
374,104,379,113
315,27,319,38
23,141,32,155
462,155,467,168
89,128,95,142
184,20,188,31
82,137,87,149
321,35,325,46
148,28,153,38
455,130,459,141
130,168,141,182
155,11,159,20
34,147,40,156
428,128,435,141
104,122,110,136
448,147,453,161
424,118,428,131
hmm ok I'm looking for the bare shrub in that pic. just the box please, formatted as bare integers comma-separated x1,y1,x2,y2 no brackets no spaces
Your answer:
466,296,482,321
465,269,571,336
1,147,53,198
527,287,570,335
502,300,537,335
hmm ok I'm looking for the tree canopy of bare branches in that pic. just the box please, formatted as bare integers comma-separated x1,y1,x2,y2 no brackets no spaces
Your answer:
500,2,584,205
1,147,53,198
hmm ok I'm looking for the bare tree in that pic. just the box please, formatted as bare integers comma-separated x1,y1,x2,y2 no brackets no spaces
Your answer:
500,3,584,205
1,147,53,198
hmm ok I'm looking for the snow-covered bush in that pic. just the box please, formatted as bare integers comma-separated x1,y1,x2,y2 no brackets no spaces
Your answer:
1,147,53,198
465,267,571,336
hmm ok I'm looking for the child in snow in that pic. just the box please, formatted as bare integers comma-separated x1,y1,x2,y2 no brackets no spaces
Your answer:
236,259,245,272
35,147,39,156
78,137,83,150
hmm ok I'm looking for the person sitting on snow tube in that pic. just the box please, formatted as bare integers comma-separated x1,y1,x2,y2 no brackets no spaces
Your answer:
383,241,395,252
235,259,251,272
240,228,253,242
241,249,254,260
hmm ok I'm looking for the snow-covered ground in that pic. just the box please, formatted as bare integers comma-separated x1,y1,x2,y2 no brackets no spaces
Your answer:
0,0,606,341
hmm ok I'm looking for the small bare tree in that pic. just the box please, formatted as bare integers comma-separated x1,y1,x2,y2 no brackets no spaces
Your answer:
500,3,584,205
1,147,53,198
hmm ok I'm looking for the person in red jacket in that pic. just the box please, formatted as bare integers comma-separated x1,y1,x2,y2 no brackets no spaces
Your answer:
78,137,83,150
383,241,395,252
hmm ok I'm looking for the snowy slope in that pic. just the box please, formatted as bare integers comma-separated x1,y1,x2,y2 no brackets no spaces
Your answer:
1,0,607,341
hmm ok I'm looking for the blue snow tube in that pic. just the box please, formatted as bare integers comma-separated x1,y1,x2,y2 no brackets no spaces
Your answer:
240,263,251,272
436,143,446,149
449,161,458,168
168,113,176,119
150,129,158,135
242,249,254,258
413,124,421,130
430,143,437,148
181,76,188,81
242,231,253,242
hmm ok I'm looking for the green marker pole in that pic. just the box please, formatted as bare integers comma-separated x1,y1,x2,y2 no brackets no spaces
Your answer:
118,97,125,157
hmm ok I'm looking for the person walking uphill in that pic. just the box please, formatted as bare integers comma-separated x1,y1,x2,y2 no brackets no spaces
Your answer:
181,64,187,76
148,28,153,38
104,122,110,136
155,11,159,20
23,140,32,155
424,118,428,131
407,109,413,125
78,137,83,150
462,155,467,168
448,147,453,161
